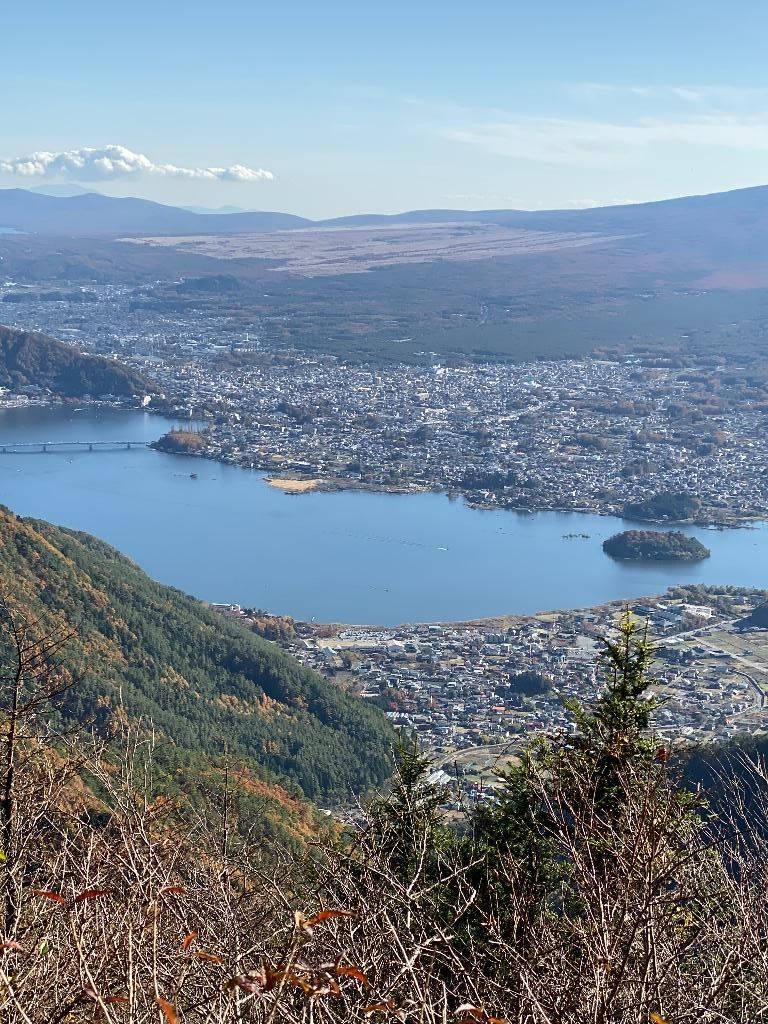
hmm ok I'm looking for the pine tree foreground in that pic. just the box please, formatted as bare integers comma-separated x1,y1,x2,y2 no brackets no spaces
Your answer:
1,607,768,1022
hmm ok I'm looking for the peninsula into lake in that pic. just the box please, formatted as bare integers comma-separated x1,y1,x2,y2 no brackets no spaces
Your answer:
603,529,711,562
151,429,206,455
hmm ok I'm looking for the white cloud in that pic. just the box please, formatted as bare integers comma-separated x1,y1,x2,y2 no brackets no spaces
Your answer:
441,114,768,167
569,82,768,106
0,145,273,183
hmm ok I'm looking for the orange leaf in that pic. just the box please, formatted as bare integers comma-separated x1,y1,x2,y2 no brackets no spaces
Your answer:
0,941,24,952
195,950,224,964
304,909,356,927
181,932,198,951
32,889,66,904
156,996,177,1024
650,1016,668,1024
75,889,109,902
334,965,370,986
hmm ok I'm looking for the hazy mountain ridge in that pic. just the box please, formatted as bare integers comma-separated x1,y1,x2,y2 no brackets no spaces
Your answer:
0,189,311,236
2,183,768,244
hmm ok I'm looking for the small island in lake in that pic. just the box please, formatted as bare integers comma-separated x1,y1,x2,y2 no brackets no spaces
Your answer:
603,529,710,562
150,430,206,455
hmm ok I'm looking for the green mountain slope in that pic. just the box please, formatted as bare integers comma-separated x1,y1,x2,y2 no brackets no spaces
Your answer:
0,508,395,806
0,324,149,397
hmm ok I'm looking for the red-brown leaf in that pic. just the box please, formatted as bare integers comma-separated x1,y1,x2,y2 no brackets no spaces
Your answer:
160,886,185,895
334,965,370,986
455,1009,507,1024
0,941,24,952
75,889,109,902
104,995,129,1005
32,889,66,904
156,996,177,1024
304,909,355,927
195,950,224,964
181,932,198,951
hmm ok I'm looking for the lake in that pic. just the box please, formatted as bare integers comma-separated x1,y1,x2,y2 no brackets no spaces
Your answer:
1,405,766,625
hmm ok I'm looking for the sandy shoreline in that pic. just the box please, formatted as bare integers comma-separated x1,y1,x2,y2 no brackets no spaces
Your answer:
265,477,322,493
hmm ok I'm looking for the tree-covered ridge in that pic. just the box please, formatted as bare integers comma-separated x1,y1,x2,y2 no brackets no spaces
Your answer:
0,507,395,806
623,490,702,521
0,324,150,397
151,429,206,454
603,528,710,561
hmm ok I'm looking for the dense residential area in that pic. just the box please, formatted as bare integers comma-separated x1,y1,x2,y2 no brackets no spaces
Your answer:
2,282,767,525
140,354,768,525
207,586,768,798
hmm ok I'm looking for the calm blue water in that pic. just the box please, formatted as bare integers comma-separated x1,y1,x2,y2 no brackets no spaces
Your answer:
0,406,765,624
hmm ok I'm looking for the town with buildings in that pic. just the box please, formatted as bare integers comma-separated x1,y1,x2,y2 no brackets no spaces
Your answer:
2,281,766,526
3,277,768,809
210,586,768,804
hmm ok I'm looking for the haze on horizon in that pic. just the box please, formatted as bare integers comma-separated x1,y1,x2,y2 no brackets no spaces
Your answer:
4,0,768,219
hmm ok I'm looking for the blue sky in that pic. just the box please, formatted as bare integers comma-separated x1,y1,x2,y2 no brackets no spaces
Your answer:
4,0,768,217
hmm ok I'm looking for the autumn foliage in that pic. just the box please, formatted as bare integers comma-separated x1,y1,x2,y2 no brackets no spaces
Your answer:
1,607,768,1021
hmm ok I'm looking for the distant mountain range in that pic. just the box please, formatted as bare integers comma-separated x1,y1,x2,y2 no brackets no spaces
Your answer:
0,189,310,236
2,184,768,244
24,188,251,215
182,204,251,215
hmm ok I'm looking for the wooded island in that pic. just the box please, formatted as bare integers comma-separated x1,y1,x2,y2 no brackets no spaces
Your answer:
603,529,711,562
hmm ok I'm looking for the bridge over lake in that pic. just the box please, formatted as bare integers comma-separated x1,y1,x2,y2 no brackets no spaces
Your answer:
0,440,149,453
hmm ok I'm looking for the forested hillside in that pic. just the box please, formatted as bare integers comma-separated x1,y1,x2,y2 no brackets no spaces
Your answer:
0,324,149,397
2,605,768,1021
0,507,395,811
